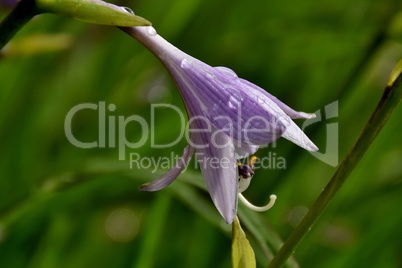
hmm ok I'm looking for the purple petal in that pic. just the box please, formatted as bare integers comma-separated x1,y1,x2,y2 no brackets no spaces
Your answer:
282,121,319,151
191,119,238,224
241,79,316,119
139,145,195,191
237,77,318,151
171,59,319,152
171,61,288,146
176,64,314,150
233,141,259,158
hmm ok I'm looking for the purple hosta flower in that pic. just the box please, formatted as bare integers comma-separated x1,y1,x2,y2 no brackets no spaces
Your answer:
122,26,318,224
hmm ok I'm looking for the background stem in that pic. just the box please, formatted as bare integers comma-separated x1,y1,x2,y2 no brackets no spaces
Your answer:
268,69,402,267
0,0,39,50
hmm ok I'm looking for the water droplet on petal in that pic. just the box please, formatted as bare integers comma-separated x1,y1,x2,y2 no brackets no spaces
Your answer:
257,97,264,104
215,66,238,79
206,72,216,80
228,95,240,110
180,58,192,69
147,26,157,36
122,7,135,14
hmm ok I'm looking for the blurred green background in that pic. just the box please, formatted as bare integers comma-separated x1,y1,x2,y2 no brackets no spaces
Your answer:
1,0,402,267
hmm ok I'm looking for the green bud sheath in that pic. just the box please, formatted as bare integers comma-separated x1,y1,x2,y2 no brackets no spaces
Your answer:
36,0,151,26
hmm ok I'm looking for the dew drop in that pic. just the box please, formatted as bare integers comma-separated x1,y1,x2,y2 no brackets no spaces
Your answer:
228,101,235,109
228,95,239,109
147,26,157,36
215,66,238,79
257,97,264,104
206,72,216,80
180,58,192,69
122,7,134,15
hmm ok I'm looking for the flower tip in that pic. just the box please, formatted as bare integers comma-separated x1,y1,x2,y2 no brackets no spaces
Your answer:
305,112,317,119
296,111,317,119
306,142,319,152
224,213,236,224
282,123,319,152
213,200,236,224
138,183,152,191
214,199,236,224
138,182,164,191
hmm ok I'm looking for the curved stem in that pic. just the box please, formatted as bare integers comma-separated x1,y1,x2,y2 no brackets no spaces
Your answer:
0,0,40,50
268,68,402,267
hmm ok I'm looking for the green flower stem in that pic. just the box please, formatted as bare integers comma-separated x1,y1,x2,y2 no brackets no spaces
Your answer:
0,0,40,50
268,64,402,268
0,0,150,50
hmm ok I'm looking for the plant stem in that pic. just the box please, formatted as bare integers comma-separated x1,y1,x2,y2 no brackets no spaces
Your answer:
268,67,402,268
0,0,40,50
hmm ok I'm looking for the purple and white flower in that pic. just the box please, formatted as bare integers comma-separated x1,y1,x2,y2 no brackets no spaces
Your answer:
122,26,318,224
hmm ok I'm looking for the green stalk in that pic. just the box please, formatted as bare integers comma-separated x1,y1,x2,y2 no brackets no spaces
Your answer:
0,0,40,50
268,64,402,268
